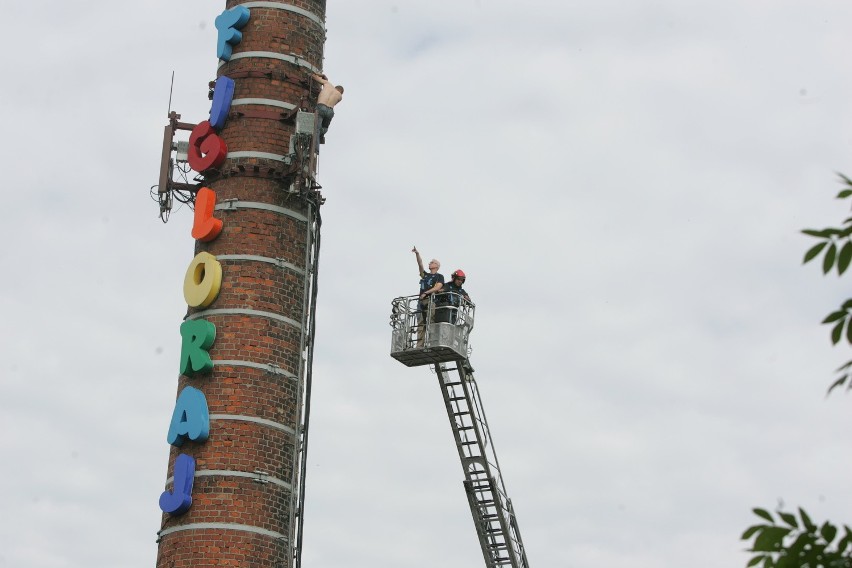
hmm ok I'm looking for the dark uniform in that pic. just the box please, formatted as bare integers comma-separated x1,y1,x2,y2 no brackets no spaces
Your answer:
435,280,469,324
419,271,445,312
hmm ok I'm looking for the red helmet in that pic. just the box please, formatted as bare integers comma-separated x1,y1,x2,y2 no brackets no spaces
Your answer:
452,269,466,279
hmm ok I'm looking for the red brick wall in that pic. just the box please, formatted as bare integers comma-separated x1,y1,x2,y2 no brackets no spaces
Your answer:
156,2,326,567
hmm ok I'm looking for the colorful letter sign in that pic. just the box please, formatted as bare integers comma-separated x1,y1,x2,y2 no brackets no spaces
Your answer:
209,76,235,131
179,319,216,376
188,121,227,173
183,251,223,308
159,5,248,519
215,6,250,61
192,188,224,242
167,386,210,447
159,453,196,515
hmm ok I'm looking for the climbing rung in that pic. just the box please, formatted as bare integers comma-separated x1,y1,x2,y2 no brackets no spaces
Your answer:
448,396,466,402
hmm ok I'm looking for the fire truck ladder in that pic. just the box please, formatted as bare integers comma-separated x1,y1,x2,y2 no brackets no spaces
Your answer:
433,359,530,568
389,295,530,568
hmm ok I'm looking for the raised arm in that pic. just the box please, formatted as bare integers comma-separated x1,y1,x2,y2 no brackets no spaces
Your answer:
412,246,425,276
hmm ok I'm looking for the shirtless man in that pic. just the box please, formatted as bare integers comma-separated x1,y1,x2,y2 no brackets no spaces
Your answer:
312,73,344,143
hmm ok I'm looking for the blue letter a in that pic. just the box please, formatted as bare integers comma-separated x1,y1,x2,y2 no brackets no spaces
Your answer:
167,386,210,447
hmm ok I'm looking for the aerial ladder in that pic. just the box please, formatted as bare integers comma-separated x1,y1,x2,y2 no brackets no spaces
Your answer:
389,295,531,568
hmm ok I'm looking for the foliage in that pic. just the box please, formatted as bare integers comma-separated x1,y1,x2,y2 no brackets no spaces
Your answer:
742,174,852,567
800,173,852,393
742,508,852,568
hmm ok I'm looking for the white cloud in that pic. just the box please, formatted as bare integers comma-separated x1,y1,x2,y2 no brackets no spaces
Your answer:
5,1,852,567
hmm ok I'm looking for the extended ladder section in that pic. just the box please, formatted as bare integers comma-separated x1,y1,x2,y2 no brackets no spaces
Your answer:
434,360,530,568
291,195,323,568
388,295,530,568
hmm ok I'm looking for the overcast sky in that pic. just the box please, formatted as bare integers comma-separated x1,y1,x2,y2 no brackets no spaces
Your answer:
3,1,852,567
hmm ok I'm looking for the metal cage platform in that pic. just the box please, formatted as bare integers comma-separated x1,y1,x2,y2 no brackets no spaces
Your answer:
389,294,475,367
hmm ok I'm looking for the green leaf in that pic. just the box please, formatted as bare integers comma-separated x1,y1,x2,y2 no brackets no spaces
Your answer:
838,172,852,187
775,553,797,568
824,243,838,273
822,311,847,324
836,360,852,372
839,189,852,199
821,521,838,543
746,555,763,567
840,526,852,552
832,319,845,345
804,228,843,238
828,375,848,394
837,533,850,553
800,508,816,532
754,508,775,523
840,242,852,274
780,511,799,529
742,525,764,540
804,241,829,264
846,319,852,345
753,527,790,552
788,531,815,557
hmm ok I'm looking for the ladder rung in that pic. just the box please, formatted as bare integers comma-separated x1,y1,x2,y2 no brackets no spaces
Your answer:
452,411,471,417
473,493,495,501
448,396,466,402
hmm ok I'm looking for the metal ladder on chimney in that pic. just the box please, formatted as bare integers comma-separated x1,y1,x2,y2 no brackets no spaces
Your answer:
434,359,530,568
